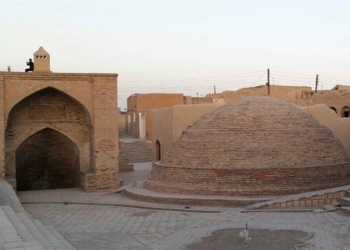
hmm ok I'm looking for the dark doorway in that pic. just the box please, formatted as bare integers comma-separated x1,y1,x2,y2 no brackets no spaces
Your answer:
342,106,350,118
16,128,80,191
156,140,161,161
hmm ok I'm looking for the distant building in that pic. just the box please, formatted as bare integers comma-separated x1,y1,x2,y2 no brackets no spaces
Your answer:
306,87,350,118
126,93,185,140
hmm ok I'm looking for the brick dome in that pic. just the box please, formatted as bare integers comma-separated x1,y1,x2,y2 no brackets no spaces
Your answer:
145,96,350,196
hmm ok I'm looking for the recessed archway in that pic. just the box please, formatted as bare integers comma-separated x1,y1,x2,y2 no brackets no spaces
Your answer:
16,128,80,191
5,87,92,187
156,140,161,161
342,106,350,118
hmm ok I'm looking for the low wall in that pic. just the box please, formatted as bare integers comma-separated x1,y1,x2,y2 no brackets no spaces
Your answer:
145,162,350,196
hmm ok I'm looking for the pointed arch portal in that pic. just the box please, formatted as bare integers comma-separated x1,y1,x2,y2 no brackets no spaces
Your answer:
5,87,92,190
16,128,80,191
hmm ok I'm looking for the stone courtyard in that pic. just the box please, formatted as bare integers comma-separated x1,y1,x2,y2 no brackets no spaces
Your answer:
0,162,346,250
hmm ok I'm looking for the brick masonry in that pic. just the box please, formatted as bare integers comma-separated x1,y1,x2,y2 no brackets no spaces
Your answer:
261,191,346,209
146,162,350,196
0,71,119,191
146,96,350,196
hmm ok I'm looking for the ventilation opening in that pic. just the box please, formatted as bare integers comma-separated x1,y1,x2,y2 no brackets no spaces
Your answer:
330,107,337,114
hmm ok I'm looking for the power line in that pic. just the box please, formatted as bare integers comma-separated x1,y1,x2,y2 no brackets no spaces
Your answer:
250,71,266,87
119,70,265,83
117,70,350,108
273,70,315,77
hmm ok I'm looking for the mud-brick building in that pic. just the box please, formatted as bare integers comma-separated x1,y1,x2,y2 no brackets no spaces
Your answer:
126,93,185,140
0,47,120,192
307,85,350,118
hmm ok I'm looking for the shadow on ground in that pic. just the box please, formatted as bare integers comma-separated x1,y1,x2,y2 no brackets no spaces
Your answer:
185,229,309,250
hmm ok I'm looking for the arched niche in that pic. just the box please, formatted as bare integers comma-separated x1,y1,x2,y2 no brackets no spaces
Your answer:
16,128,80,191
5,87,93,181
342,106,350,118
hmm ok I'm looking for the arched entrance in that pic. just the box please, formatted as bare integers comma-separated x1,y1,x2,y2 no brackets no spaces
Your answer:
16,128,80,191
5,87,92,190
156,140,161,161
342,106,350,118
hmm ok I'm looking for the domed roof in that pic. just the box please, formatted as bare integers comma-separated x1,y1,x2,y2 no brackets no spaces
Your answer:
161,96,350,169
146,96,350,196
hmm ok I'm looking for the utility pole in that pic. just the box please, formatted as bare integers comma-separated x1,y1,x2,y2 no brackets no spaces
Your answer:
267,68,270,95
315,74,319,93
214,85,216,94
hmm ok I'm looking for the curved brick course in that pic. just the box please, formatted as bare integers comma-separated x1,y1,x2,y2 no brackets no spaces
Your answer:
145,162,350,195
146,96,350,196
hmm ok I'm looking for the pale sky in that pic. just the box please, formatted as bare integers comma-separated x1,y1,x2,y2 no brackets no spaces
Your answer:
1,0,350,109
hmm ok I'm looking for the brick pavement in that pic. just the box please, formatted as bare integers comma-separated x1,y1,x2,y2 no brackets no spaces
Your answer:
20,202,350,250
15,162,350,249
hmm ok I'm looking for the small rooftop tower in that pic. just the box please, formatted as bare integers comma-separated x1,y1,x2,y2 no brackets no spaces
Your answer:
33,47,50,72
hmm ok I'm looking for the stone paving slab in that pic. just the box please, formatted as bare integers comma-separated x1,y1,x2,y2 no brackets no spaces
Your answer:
0,206,45,250
185,228,310,250
22,203,350,250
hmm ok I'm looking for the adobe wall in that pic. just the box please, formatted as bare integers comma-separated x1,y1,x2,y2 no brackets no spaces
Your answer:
151,103,222,161
307,90,350,117
136,93,184,110
118,112,126,131
0,72,119,191
151,107,174,161
301,104,350,156
207,85,312,104
127,93,184,140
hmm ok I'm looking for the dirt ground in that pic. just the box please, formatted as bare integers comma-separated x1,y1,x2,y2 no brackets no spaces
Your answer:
185,228,309,250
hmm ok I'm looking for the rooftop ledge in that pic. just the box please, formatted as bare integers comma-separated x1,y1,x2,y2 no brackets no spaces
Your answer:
0,71,118,77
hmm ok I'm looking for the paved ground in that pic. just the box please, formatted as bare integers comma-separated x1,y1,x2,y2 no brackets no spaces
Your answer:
185,229,309,250
120,162,153,186
17,162,350,250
